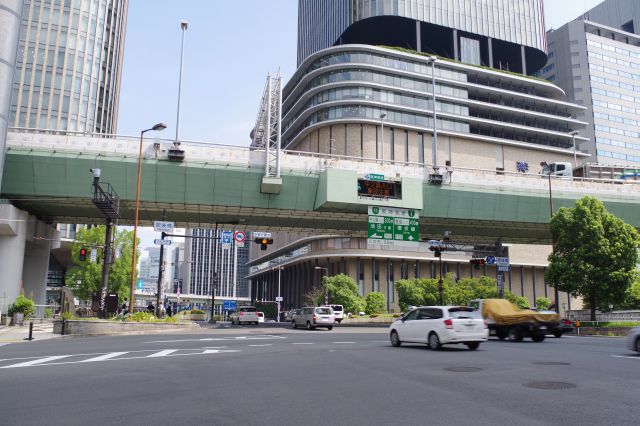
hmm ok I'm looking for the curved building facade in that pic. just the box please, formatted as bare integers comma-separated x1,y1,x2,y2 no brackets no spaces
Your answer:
298,0,547,75
9,0,128,134
282,44,587,172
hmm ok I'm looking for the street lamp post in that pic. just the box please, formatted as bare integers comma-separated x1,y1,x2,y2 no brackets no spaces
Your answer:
129,122,167,314
428,56,438,172
379,113,386,161
314,266,329,305
540,161,560,314
175,21,188,144
570,131,579,169
209,222,219,323
273,266,284,322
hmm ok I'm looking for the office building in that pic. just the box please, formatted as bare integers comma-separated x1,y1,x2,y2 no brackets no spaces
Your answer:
248,0,588,315
182,229,251,313
540,0,640,166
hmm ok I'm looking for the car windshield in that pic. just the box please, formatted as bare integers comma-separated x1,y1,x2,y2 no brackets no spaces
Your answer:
316,307,333,314
257,312,264,317
240,307,256,312
448,307,481,319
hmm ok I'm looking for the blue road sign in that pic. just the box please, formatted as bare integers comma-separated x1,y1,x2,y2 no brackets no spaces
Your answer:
223,300,237,311
485,256,496,265
221,230,233,245
137,279,144,289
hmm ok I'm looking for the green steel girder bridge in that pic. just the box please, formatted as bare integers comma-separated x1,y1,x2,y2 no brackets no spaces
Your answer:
2,130,639,244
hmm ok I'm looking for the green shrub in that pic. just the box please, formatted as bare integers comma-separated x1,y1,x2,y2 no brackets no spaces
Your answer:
61,312,74,320
164,316,179,323
44,307,54,319
8,294,35,317
190,309,205,315
129,311,154,322
365,292,386,315
535,297,551,310
514,296,530,310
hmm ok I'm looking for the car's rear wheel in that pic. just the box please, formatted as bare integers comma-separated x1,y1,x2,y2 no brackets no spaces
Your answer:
496,329,508,340
466,342,480,350
428,332,442,350
553,331,562,338
508,326,523,342
635,337,640,353
531,333,546,342
292,320,297,329
327,326,333,331
390,330,401,347
306,321,313,330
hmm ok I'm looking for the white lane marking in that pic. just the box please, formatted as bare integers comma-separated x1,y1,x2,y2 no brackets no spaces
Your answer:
292,343,314,345
144,335,286,344
147,349,178,358
611,355,640,360
248,344,272,347
372,340,389,343
333,342,356,344
1,355,71,369
0,349,159,363
80,352,128,363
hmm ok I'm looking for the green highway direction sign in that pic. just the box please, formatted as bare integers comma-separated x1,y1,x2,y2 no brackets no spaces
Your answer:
368,206,420,248
365,173,385,181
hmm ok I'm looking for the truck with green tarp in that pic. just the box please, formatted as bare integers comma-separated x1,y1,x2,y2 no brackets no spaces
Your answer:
469,299,560,342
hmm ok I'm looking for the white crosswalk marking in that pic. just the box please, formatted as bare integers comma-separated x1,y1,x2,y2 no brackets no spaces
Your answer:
333,342,356,344
80,352,128,363
147,349,178,358
1,355,71,369
248,344,272,347
292,342,314,345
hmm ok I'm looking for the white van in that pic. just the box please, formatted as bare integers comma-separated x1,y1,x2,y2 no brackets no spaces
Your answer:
327,304,344,323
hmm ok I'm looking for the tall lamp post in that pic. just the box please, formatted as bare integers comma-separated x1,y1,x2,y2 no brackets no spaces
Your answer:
379,113,386,161
570,130,579,169
314,266,329,305
209,220,240,323
129,123,167,314
540,161,560,314
175,21,188,144
273,266,284,322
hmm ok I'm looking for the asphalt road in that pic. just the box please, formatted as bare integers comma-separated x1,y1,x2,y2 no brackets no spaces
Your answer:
0,326,638,426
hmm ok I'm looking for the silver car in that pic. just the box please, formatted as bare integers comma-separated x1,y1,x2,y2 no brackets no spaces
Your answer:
626,326,640,353
292,306,335,330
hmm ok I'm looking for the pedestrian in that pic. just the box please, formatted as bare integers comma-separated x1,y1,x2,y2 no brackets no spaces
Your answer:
121,298,128,313
147,302,154,313
167,304,172,317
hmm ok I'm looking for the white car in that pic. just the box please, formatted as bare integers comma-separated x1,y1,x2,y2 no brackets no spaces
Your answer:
229,306,259,325
325,304,344,323
292,306,335,330
257,311,265,323
389,306,488,350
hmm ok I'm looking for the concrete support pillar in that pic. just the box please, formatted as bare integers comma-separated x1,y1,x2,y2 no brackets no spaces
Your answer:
453,29,458,60
521,45,527,75
0,203,55,310
0,0,24,193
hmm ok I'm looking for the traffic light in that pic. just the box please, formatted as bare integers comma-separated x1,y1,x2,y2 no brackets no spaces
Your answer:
470,257,486,269
79,247,88,261
428,240,444,257
254,238,274,251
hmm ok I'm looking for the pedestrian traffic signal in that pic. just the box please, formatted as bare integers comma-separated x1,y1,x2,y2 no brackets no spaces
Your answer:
254,238,273,251
79,247,88,261
470,257,486,269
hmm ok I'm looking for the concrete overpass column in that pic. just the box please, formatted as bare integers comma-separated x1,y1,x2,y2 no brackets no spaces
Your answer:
0,0,24,193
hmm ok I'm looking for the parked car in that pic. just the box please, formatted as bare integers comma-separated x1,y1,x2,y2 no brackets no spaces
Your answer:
257,311,265,323
626,326,640,354
389,306,488,350
292,306,335,330
286,309,300,321
326,304,344,322
229,306,259,325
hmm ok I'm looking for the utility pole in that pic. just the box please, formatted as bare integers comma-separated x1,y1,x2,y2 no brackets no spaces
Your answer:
156,210,167,316
496,238,505,299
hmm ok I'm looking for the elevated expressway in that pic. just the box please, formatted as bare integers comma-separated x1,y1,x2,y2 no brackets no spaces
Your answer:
2,130,639,244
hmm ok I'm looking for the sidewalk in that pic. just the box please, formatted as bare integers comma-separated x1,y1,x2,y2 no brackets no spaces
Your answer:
0,321,61,345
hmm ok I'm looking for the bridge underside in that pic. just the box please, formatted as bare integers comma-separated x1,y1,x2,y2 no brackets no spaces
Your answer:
4,196,551,243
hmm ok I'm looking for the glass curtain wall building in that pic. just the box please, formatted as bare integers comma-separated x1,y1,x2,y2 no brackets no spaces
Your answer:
540,0,640,166
9,0,128,134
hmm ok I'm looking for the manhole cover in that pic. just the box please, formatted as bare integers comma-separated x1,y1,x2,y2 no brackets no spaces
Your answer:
532,362,571,366
444,367,483,373
523,381,576,390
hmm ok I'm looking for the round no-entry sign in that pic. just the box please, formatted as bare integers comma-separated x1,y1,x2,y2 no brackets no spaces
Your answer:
233,231,247,243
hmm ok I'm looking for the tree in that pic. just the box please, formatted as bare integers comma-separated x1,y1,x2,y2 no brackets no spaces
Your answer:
365,292,386,315
535,297,551,310
545,196,640,320
65,226,137,302
622,279,640,309
323,274,364,314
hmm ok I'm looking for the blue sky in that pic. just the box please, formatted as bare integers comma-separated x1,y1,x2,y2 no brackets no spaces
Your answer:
117,0,604,250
